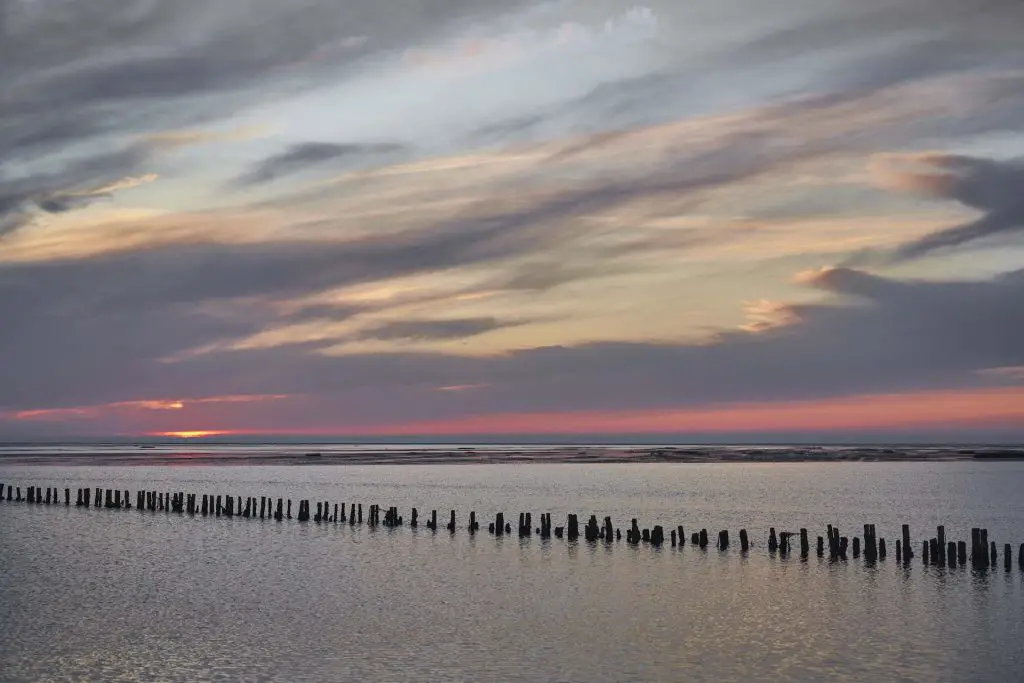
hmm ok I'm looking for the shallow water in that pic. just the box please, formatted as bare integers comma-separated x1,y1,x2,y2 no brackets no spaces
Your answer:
2,462,1023,682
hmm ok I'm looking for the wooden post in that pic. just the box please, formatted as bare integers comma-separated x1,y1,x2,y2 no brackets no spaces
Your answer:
937,526,945,556
357,504,362,523
495,512,504,536
958,541,967,565
469,511,478,532
677,525,685,547
879,538,886,559
981,529,990,568
411,508,418,527
430,509,437,531
929,538,939,566
671,529,677,547
652,526,665,546
740,529,750,552
604,516,613,543
853,537,860,558
799,528,808,557
717,530,728,550
448,510,456,532
902,524,911,563
768,528,778,553
1004,544,1011,571
990,540,997,567
817,536,824,557
1019,544,1024,571
923,540,929,564
275,498,283,521
947,541,956,567
629,519,640,544
95,488,102,508
641,528,650,543
896,539,902,560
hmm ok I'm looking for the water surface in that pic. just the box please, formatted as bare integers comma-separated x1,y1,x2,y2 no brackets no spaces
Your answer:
2,462,1022,682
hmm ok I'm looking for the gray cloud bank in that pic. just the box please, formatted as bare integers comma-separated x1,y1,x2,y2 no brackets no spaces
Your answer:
2,0,1024,434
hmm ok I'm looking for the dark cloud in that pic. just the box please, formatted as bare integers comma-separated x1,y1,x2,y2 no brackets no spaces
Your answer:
357,317,521,342
0,145,150,238
1,256,1022,426
888,155,1024,261
236,141,406,186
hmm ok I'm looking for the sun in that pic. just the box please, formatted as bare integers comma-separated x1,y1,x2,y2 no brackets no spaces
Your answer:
154,430,230,439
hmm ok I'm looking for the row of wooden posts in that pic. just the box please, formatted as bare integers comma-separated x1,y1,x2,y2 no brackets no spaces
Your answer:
3,481,1023,571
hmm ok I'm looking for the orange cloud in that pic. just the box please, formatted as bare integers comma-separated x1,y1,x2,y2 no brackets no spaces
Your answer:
9,394,290,421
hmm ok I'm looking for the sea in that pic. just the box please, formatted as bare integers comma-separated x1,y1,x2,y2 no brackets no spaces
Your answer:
1,444,1023,682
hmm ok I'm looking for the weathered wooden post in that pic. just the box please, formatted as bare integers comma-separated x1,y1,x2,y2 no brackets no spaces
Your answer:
95,488,102,508
567,514,579,541
901,524,911,563
641,528,650,543
958,541,967,565
990,541,997,567
839,537,848,559
629,519,640,544
1004,544,1011,571
740,529,750,552
448,510,456,532
896,540,902,560
495,512,504,536
768,528,778,553
671,529,677,547
937,526,945,556
469,511,478,532
652,526,665,546
411,508,418,527
357,504,362,523
923,540,929,564
428,509,437,531
878,538,886,559
677,525,685,547
853,537,860,558
717,530,729,550
929,539,939,565
691,531,699,546
816,536,824,557
1019,544,1024,571
603,516,613,543
275,498,283,521
947,541,956,567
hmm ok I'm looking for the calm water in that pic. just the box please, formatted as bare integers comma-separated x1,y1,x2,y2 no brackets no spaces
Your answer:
2,461,1023,682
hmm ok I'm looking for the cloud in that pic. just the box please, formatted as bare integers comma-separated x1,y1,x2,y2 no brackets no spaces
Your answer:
2,258,1022,431
871,153,1024,260
236,141,407,186
356,317,522,341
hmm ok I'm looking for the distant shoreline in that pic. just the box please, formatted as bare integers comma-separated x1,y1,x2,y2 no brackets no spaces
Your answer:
0,445,1022,467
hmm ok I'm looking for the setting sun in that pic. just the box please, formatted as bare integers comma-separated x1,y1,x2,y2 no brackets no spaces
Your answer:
155,430,232,439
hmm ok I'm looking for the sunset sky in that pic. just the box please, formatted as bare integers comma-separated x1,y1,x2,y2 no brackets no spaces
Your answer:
1,0,1023,441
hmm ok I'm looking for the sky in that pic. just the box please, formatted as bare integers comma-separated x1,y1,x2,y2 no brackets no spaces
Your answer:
1,0,1023,441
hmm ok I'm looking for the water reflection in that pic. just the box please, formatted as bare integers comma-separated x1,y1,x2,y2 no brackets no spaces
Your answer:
1,463,1022,682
